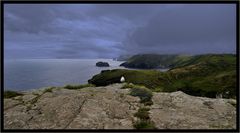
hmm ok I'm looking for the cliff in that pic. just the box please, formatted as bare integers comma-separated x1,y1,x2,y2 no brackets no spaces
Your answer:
4,83,236,129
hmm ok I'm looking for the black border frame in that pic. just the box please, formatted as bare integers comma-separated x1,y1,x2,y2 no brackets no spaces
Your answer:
0,0,239,132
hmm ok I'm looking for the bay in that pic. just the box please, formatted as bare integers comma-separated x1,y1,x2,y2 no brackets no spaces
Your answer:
4,59,125,91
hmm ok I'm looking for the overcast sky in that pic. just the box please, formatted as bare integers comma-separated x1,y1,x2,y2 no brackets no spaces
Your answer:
4,4,236,59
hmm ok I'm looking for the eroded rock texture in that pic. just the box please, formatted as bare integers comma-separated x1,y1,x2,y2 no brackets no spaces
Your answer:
4,84,236,129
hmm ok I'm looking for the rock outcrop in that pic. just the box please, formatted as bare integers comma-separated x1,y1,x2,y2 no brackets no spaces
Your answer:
4,84,236,129
150,91,236,129
96,62,110,67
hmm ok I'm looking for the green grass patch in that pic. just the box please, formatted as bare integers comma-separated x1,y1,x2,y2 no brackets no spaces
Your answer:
64,84,95,90
121,83,146,89
4,91,23,99
121,83,135,89
88,69,166,89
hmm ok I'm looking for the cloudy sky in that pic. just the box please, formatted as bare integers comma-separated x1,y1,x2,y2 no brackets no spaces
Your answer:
4,4,236,59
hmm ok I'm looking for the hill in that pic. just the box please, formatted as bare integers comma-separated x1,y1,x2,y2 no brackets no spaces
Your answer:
89,54,237,98
120,54,181,69
120,54,236,69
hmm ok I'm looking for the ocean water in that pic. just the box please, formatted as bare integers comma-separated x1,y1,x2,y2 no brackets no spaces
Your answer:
4,59,126,91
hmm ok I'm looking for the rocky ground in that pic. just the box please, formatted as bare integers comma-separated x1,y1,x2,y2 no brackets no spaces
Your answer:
4,83,236,129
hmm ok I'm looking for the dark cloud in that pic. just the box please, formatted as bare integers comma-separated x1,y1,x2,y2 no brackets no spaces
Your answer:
4,4,236,59
122,4,236,55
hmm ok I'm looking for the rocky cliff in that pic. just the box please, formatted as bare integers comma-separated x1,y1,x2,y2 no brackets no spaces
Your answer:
4,83,236,129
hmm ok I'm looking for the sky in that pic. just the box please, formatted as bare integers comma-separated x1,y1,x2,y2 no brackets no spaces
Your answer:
4,4,236,59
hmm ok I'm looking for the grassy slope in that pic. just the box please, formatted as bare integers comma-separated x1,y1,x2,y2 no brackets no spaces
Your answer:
120,54,180,69
165,54,236,98
89,54,237,98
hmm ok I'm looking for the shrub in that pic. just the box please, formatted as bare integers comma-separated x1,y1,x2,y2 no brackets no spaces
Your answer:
133,120,156,129
133,107,156,129
144,101,153,106
130,87,153,104
134,107,150,120
4,91,23,98
64,84,95,90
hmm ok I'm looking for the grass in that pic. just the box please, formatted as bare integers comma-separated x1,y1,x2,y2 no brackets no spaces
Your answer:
121,83,135,89
121,83,147,89
89,69,165,89
64,84,95,90
88,54,236,99
4,91,23,99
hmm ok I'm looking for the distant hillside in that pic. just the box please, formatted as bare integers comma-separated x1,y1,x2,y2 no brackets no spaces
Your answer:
120,54,190,69
115,55,132,61
120,54,236,69
89,54,237,99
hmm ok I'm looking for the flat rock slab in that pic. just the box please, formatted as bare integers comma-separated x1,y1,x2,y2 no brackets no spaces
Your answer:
4,84,140,129
4,84,236,129
150,91,236,129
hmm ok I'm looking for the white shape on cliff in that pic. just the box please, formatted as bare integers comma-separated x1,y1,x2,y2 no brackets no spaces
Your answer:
120,76,125,82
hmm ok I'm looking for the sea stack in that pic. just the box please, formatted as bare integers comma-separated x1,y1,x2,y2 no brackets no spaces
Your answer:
96,62,110,67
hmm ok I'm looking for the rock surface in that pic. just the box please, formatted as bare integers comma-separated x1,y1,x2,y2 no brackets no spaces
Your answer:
149,91,236,129
4,84,236,129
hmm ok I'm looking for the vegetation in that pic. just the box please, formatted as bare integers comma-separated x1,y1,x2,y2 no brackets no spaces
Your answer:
121,83,146,89
89,54,236,99
130,87,153,105
120,53,235,69
4,91,23,98
120,54,181,69
133,107,156,129
134,120,156,129
64,84,95,90
134,107,150,120
88,69,165,89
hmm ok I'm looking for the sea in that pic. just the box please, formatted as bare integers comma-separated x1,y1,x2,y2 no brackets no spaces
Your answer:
4,59,168,91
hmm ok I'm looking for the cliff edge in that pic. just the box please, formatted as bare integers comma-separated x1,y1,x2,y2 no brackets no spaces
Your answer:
4,83,236,129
